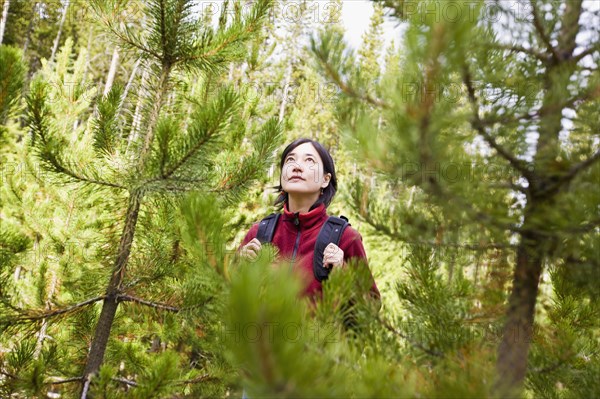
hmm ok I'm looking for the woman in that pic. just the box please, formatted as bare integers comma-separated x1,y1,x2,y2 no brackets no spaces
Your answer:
239,138,380,301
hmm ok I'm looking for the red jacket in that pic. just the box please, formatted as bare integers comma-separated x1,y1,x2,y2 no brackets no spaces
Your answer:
240,203,380,300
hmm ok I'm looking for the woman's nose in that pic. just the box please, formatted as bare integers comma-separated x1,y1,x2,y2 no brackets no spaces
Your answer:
292,162,303,172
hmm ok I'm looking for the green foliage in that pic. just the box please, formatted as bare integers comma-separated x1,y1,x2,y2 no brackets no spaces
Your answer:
526,266,600,398
395,246,475,356
310,0,600,397
226,257,414,398
1,0,598,397
3,0,283,396
92,84,124,158
129,351,179,399
0,45,27,134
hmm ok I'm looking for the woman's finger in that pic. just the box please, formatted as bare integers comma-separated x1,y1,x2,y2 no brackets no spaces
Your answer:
323,256,339,268
246,248,258,259
241,242,259,260
248,239,261,250
246,239,262,251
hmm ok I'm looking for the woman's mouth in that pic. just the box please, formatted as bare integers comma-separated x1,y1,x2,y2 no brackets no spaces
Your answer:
289,176,304,182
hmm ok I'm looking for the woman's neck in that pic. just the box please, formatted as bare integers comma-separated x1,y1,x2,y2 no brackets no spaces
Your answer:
287,193,319,214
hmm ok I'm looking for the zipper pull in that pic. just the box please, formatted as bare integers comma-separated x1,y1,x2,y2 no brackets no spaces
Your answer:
293,212,300,226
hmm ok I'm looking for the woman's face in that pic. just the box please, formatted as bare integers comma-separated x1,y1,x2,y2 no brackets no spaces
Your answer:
281,142,331,196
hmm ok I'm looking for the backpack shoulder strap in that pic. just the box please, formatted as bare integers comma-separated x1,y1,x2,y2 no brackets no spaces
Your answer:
313,216,350,282
256,213,281,244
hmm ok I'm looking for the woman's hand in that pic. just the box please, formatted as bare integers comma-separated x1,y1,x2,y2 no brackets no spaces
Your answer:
240,238,262,260
323,243,344,269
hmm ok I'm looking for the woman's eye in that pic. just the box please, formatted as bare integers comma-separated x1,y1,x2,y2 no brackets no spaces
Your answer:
306,157,315,163
285,157,294,163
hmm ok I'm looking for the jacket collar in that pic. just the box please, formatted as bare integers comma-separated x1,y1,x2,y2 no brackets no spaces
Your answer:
282,202,327,231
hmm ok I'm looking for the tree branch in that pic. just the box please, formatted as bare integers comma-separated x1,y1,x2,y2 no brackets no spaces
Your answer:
160,134,215,179
489,43,549,63
0,370,19,380
15,296,105,323
47,376,83,385
176,373,213,385
104,24,162,60
113,376,137,387
377,315,444,358
185,5,269,65
520,218,600,238
353,205,515,250
46,160,126,190
321,59,389,109
530,350,576,374
488,182,529,194
117,294,179,312
530,2,560,63
462,64,535,182
558,149,600,186
537,148,600,198
46,376,138,387
479,83,600,127
572,45,600,64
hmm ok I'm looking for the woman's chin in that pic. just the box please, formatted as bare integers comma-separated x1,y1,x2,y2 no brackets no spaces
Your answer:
286,190,318,196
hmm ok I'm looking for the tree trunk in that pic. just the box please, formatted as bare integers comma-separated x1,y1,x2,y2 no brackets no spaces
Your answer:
495,2,583,394
22,2,36,58
127,67,149,153
278,58,293,123
81,26,93,86
80,192,142,397
0,0,10,45
50,0,70,62
34,269,59,359
495,219,543,395
103,46,120,97
116,56,141,121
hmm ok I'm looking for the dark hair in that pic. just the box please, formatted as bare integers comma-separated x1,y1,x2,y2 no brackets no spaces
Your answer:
274,138,337,210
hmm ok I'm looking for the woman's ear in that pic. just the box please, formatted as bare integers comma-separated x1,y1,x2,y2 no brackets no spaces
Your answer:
322,173,332,188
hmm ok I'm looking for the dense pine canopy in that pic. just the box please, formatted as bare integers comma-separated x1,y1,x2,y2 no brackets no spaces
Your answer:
0,1,598,398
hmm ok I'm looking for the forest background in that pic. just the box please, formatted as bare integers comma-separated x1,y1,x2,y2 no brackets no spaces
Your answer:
0,0,598,398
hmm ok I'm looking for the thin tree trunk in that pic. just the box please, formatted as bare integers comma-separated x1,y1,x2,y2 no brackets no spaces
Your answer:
22,3,36,55
127,67,149,153
13,265,21,281
278,58,293,123
103,46,120,97
81,191,142,397
81,26,93,86
495,223,543,396
116,57,141,121
34,269,59,359
82,53,173,394
50,0,70,62
447,247,455,281
0,0,10,45
473,253,480,289
71,28,94,133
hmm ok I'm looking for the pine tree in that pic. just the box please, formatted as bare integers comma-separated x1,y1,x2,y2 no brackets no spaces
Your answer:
0,0,282,396
357,3,384,95
311,0,599,396
0,44,26,136
0,0,9,45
